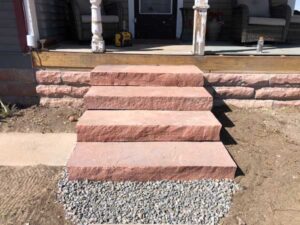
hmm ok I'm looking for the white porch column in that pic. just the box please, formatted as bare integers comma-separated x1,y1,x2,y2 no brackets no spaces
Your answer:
23,0,40,48
192,0,209,55
90,0,105,53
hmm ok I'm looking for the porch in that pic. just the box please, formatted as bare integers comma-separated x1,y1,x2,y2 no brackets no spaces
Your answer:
24,0,300,57
48,41,300,56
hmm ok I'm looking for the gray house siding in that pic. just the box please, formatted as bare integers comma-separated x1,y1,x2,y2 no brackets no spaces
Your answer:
0,0,31,68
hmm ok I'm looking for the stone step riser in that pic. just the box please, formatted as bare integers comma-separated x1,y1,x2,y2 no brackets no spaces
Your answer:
85,96,212,111
84,86,212,111
67,142,237,181
76,110,221,142
91,65,204,87
77,125,221,142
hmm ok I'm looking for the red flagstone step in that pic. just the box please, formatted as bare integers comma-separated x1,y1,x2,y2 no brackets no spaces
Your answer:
84,86,212,111
77,110,221,142
90,65,204,87
67,142,237,181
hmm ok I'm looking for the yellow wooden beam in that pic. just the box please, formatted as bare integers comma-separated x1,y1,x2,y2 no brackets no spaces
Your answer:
32,51,300,73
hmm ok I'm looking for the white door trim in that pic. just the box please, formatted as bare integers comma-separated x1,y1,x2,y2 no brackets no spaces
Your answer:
128,0,135,38
176,0,184,38
128,0,183,39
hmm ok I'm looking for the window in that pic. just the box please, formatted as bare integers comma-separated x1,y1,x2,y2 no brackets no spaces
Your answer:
139,0,173,15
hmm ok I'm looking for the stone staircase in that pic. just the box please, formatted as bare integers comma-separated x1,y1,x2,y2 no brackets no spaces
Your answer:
67,65,237,181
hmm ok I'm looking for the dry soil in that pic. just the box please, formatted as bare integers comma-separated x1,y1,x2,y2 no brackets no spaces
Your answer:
0,106,299,225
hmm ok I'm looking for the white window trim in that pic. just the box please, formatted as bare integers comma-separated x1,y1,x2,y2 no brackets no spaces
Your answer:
128,0,183,39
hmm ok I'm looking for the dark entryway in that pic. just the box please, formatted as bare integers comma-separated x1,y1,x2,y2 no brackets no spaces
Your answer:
134,0,177,39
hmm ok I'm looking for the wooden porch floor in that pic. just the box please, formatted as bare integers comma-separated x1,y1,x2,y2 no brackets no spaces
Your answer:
48,41,300,56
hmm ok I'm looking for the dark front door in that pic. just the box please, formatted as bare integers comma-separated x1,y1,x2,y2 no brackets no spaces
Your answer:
135,0,177,39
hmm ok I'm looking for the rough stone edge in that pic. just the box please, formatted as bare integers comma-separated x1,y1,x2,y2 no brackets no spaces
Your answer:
214,99,300,109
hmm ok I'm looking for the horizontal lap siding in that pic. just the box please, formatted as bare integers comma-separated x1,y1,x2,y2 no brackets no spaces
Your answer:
0,0,21,52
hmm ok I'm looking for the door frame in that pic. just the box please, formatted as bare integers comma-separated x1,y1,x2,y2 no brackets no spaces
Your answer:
128,0,184,39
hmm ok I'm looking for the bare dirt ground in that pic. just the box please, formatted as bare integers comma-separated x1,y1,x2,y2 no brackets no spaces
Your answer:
0,106,300,225
0,105,83,133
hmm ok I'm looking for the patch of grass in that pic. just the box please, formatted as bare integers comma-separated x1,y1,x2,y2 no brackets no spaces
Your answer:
0,99,17,119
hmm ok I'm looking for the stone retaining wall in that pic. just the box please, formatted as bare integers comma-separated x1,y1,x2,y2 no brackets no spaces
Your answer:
1,69,300,108
35,70,90,107
205,73,300,108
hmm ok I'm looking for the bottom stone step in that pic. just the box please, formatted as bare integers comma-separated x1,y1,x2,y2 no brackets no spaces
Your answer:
67,142,237,181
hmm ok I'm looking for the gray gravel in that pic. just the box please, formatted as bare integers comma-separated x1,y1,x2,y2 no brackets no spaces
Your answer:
58,170,239,225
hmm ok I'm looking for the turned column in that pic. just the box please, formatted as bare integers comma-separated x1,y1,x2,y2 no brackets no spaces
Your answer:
90,0,105,53
192,0,209,55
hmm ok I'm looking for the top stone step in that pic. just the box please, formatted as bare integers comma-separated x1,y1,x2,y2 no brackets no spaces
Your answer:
91,65,204,87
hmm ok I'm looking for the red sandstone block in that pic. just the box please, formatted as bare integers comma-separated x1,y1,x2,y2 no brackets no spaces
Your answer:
84,86,212,111
90,65,204,87
270,74,300,87
204,73,271,87
61,71,90,85
36,85,72,97
213,86,255,99
40,97,84,108
71,86,90,98
36,70,62,84
67,142,237,181
255,87,300,100
77,110,221,142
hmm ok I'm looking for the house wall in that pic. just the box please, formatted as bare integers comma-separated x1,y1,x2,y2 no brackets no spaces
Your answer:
0,0,37,105
0,0,32,68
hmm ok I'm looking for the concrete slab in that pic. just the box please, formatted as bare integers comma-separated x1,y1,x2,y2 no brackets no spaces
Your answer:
0,133,76,166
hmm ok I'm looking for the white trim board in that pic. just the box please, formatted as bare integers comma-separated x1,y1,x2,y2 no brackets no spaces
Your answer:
128,0,135,37
128,0,184,39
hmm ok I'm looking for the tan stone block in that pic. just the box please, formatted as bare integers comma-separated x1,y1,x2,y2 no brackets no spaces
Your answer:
272,100,300,108
39,97,84,108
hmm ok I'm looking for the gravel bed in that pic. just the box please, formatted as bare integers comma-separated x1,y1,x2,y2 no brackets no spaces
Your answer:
58,171,239,225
